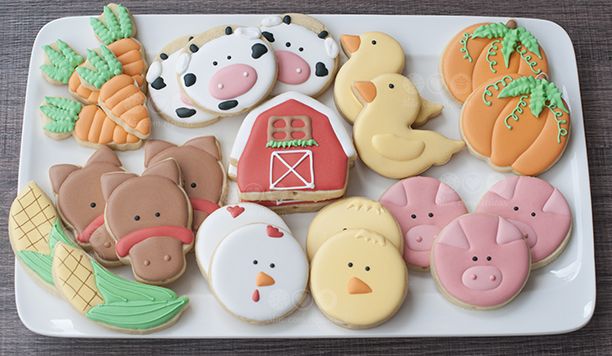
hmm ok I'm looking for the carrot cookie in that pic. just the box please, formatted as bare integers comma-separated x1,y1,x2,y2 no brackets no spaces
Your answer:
40,39,84,85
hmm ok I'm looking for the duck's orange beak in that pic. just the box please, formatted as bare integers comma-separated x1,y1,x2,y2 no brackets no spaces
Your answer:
340,34,361,54
352,81,377,103
256,271,275,287
347,276,372,295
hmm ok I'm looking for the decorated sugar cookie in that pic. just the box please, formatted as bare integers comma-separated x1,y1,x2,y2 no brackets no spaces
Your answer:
195,202,289,278
441,20,549,102
209,223,308,323
144,136,226,230
229,91,356,210
310,229,407,329
306,197,403,260
477,176,572,269
49,147,124,266
431,213,530,310
260,14,339,97
146,36,219,127
352,73,464,179
176,26,277,115
102,159,193,285
40,39,84,85
460,74,570,176
379,176,468,270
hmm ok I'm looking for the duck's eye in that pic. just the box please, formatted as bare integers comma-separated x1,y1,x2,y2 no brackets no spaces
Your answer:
472,256,478,262
371,40,377,45
134,215,140,221
342,227,348,231
298,47,304,52
155,212,161,217
365,266,371,271
253,260,258,265
90,202,96,208
270,263,275,268
411,214,417,219
191,182,197,188
513,206,519,211
285,42,291,47
212,61,218,66
531,212,536,217
486,256,492,261
347,262,353,268
388,83,395,89
428,212,434,218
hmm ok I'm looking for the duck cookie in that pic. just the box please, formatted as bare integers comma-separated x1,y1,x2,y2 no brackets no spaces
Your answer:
176,26,276,116
209,223,308,324
146,36,219,127
310,229,407,329
144,136,226,230
380,177,468,270
49,147,124,266
441,20,548,102
306,197,403,260
101,159,193,284
352,73,464,179
477,176,572,269
431,213,530,310
229,92,356,211
195,202,289,279
460,74,570,176
260,14,339,97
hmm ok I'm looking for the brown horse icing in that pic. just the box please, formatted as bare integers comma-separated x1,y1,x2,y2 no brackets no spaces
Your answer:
49,146,122,265
101,158,193,284
144,136,225,230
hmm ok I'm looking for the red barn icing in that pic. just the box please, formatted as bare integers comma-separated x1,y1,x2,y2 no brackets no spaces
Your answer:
230,92,356,202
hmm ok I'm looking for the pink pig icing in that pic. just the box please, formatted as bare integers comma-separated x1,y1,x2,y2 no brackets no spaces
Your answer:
379,176,468,269
432,213,530,309
275,51,311,84
208,64,258,100
476,176,572,268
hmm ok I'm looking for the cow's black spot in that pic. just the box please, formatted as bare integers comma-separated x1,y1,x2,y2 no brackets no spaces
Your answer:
225,26,233,35
315,62,329,77
159,52,168,60
318,30,329,39
151,77,166,90
282,15,291,24
262,31,275,43
176,107,196,118
184,73,196,87
251,43,268,59
218,100,238,110
189,44,199,53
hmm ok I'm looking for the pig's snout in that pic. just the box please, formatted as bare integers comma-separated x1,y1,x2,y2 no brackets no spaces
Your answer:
406,225,439,251
461,265,502,290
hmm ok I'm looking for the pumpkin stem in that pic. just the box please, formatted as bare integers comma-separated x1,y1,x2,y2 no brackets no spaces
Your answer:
535,72,549,81
506,19,518,29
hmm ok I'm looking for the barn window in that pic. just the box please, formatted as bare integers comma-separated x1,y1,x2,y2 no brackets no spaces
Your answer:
266,116,319,148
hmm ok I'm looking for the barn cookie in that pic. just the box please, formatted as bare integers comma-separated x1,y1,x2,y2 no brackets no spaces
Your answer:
144,136,226,230
460,74,570,176
260,14,339,97
441,20,548,103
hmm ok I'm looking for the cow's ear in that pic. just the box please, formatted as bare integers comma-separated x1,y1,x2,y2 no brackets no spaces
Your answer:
184,136,221,160
496,217,524,245
87,146,121,167
490,176,519,200
437,220,470,249
543,189,571,216
282,15,291,24
324,38,339,58
251,43,268,59
435,182,461,204
261,31,275,42
144,140,176,167
101,172,137,201
49,164,80,194
143,158,181,185
225,26,233,35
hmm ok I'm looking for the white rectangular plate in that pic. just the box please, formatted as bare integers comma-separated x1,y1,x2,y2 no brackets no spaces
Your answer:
17,14,594,338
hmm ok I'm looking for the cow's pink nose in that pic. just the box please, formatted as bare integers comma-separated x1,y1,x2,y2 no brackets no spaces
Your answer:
209,64,257,100
461,265,502,290
406,225,439,251
275,50,310,85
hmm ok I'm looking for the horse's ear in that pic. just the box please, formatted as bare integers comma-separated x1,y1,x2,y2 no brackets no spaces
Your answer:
144,140,176,167
184,136,220,160
101,172,137,201
142,158,181,185
49,164,79,193
86,146,121,167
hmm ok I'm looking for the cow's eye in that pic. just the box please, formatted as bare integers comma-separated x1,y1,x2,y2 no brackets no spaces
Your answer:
285,42,291,47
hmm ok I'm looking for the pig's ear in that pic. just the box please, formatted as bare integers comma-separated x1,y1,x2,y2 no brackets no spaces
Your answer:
379,182,407,206
435,182,462,204
496,217,524,245
143,140,175,167
184,136,221,160
437,220,470,249
542,189,571,216
143,158,181,185
49,164,80,194
490,176,519,200
87,146,121,167
101,172,136,201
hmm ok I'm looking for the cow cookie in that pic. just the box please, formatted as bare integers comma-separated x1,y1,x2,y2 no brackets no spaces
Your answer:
379,176,468,270
195,202,289,279
144,136,226,231
477,176,572,269
146,36,219,127
306,197,403,260
209,223,308,324
176,26,277,116
49,147,124,266
260,14,339,97
101,158,193,285
431,213,530,310
310,229,407,329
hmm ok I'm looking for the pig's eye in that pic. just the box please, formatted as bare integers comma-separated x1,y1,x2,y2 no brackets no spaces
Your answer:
531,212,536,217
513,206,519,211
428,212,434,218
410,214,417,219
486,256,492,261
472,256,478,262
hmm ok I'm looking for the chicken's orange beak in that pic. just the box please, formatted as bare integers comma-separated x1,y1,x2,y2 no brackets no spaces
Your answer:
340,34,361,54
256,271,275,287
347,276,372,295
352,81,377,103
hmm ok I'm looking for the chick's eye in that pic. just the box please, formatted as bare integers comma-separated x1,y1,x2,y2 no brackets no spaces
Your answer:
347,262,353,268
388,83,395,89
190,182,197,188
365,266,370,271
371,40,377,45
90,202,96,208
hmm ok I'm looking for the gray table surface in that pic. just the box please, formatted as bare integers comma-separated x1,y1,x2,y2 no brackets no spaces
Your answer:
1,0,611,354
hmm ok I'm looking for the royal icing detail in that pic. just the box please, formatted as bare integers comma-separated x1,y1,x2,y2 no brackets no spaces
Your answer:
476,176,572,268
431,213,530,309
41,39,84,84
379,177,468,270
209,223,308,323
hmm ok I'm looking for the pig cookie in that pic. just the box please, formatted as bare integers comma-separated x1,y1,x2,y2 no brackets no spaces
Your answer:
101,158,194,285
144,136,227,231
209,223,308,324
477,176,572,269
49,147,124,266
306,197,403,260
195,202,289,279
310,229,407,329
379,176,468,270
431,213,530,310
260,14,339,97
146,36,220,127
176,26,277,116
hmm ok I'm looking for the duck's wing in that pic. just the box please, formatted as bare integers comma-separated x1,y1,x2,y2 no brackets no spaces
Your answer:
412,98,444,128
371,134,426,161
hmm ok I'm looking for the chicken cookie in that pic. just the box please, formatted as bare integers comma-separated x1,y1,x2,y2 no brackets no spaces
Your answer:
260,14,339,97
310,229,407,329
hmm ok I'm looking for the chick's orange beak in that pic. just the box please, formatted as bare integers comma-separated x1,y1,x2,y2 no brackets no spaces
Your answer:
352,81,377,103
256,271,275,287
347,276,372,295
340,34,361,54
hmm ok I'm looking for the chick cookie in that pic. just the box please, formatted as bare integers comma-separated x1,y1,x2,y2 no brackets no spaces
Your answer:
310,229,407,329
